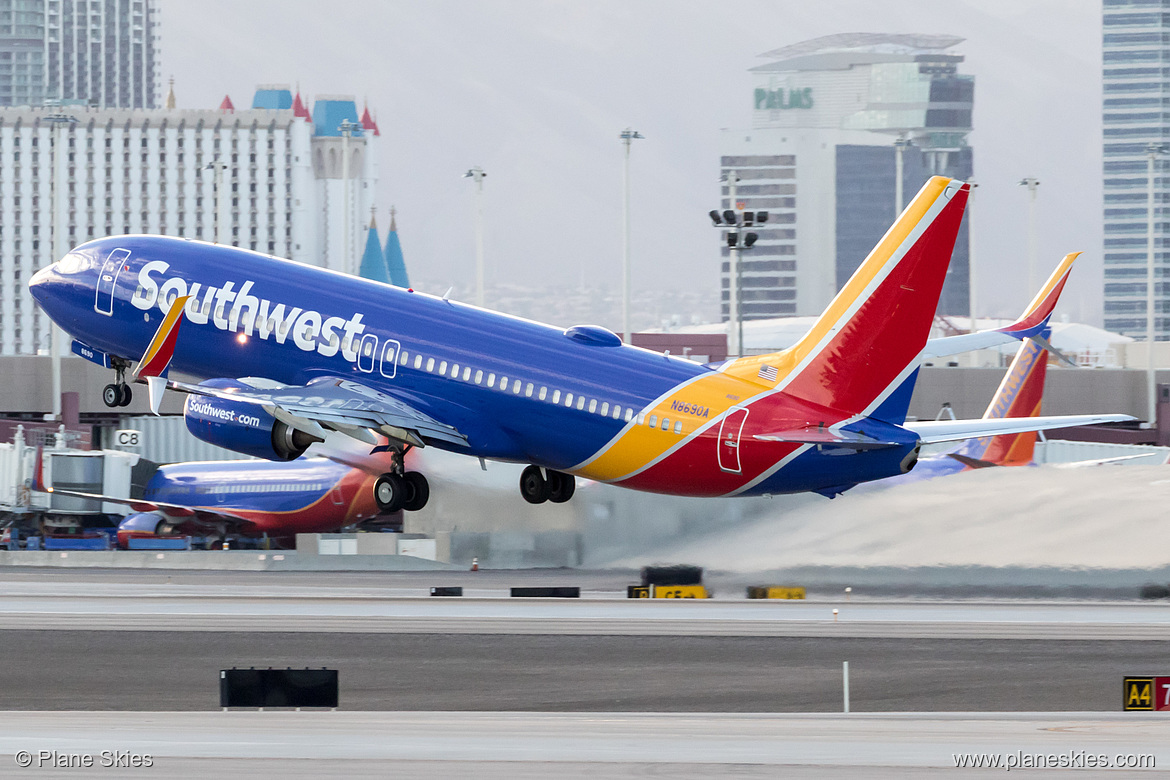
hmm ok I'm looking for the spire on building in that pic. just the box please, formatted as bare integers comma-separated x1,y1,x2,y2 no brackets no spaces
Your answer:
218,94,234,113
358,215,392,285
165,76,176,109
360,100,380,136
384,206,411,288
292,86,311,120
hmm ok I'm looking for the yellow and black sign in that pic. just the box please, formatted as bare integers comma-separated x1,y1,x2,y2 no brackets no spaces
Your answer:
747,586,806,600
654,585,708,599
626,586,650,599
1124,677,1155,711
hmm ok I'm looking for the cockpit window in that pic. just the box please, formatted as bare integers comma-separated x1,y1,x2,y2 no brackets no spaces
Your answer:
55,252,91,275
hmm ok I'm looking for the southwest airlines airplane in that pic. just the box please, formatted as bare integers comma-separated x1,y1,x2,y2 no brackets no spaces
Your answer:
31,447,401,547
28,177,1131,512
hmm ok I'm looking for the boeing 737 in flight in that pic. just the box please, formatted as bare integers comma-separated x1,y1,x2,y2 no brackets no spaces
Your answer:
29,177,1132,511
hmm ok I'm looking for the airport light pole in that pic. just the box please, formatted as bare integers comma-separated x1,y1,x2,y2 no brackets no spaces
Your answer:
1019,178,1041,297
967,181,979,332
893,136,911,214
339,119,361,275
464,166,487,307
1146,144,1168,429
726,170,741,357
205,158,226,244
44,113,77,422
710,175,766,358
620,128,644,343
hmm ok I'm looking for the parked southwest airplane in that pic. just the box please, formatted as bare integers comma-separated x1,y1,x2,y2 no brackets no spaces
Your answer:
29,177,1132,512
30,446,403,547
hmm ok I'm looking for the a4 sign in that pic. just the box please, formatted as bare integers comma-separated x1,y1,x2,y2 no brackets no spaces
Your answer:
1123,677,1170,711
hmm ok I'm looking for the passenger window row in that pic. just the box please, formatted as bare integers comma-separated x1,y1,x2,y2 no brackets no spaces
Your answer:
389,345,685,436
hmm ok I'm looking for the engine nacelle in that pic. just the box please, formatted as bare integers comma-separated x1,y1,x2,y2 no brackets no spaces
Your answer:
116,512,168,549
184,380,322,461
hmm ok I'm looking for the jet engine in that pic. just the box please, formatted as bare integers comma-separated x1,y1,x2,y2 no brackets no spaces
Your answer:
116,512,172,549
183,381,322,461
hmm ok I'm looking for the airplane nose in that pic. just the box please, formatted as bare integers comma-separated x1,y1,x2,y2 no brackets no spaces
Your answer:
28,263,57,305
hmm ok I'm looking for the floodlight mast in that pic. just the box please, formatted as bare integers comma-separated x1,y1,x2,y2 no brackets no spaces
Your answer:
1019,177,1041,297
620,128,644,344
464,166,487,307
45,113,77,422
1146,144,1168,429
711,172,762,358
339,119,362,275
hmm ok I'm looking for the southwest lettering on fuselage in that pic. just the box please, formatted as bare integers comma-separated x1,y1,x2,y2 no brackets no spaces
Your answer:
670,399,710,418
186,399,263,429
131,260,367,361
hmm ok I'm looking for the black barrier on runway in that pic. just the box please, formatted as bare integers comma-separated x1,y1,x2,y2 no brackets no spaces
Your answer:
510,586,580,598
641,565,703,587
220,668,338,708
430,587,463,597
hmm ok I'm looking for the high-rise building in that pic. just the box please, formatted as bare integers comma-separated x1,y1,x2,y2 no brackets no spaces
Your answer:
1102,0,1170,340
0,0,159,108
0,0,46,107
0,86,378,355
719,34,974,321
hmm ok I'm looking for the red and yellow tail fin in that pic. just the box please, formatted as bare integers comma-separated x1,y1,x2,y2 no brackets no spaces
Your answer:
998,252,1080,339
723,176,970,420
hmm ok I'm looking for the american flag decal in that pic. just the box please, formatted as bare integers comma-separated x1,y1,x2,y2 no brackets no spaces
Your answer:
758,364,778,382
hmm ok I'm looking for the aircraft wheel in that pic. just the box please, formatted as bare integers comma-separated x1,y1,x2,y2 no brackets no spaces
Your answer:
402,472,430,512
102,384,121,408
519,465,550,504
374,473,406,513
547,471,575,503
117,384,133,407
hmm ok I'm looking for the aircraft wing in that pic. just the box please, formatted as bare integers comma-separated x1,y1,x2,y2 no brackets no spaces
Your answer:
170,376,468,449
29,460,256,529
905,414,1135,445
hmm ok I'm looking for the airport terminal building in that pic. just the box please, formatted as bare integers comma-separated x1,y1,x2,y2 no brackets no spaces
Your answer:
719,33,974,320
0,86,379,356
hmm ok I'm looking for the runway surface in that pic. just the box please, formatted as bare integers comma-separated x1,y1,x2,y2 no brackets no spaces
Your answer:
0,569,1168,713
0,631,1167,711
0,712,1166,778
0,576,1168,638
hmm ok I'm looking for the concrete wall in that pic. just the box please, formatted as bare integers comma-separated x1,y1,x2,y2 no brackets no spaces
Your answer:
906,366,1169,422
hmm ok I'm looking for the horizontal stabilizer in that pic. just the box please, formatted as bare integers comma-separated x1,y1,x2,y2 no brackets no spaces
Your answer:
1028,334,1077,368
905,414,1135,445
754,427,900,450
945,453,999,469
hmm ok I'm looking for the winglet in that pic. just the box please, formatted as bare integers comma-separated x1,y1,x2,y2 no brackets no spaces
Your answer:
998,252,1079,339
146,375,168,416
30,445,47,493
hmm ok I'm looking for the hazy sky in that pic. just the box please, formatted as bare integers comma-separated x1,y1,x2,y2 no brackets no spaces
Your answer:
158,0,1103,324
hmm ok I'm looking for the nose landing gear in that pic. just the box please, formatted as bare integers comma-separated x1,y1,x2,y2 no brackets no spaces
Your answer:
102,362,134,408
519,465,575,504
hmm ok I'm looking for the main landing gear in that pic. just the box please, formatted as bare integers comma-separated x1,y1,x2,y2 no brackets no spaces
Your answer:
519,465,575,505
373,471,430,513
102,363,133,408
372,446,430,514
